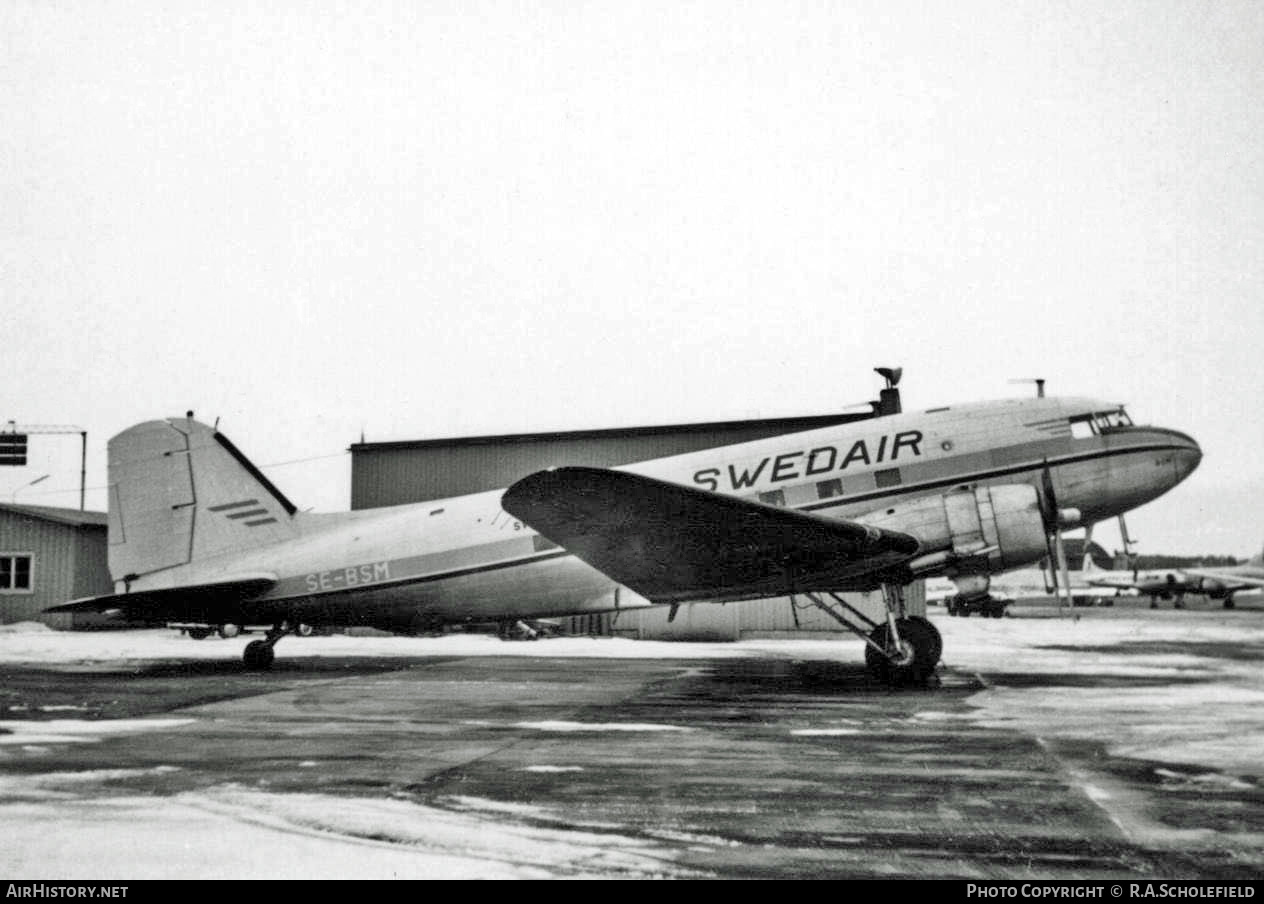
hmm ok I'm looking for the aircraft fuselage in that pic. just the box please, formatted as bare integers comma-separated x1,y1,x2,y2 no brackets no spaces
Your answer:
129,396,1201,631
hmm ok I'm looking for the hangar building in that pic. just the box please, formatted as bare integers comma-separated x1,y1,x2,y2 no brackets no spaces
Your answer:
350,408,887,510
0,503,111,627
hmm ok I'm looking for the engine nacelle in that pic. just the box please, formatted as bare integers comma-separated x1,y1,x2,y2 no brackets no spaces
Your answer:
1188,575,1228,598
858,484,1048,576
951,575,991,601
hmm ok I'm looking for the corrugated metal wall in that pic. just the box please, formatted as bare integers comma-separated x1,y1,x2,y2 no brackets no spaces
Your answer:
563,582,927,641
0,511,111,626
0,512,109,624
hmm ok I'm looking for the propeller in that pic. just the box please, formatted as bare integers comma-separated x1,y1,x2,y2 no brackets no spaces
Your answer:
1038,459,1073,614
1118,514,1138,581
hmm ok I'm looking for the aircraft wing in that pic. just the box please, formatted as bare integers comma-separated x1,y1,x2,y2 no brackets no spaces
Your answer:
45,575,277,622
1184,567,1264,590
502,467,921,604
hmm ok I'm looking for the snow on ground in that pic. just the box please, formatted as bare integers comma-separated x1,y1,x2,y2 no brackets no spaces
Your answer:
0,625,753,664
0,719,195,747
1,787,696,879
4,613,1264,782
3,609,1264,877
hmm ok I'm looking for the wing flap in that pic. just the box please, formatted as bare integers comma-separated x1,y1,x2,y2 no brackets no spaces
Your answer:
45,574,277,622
502,467,920,604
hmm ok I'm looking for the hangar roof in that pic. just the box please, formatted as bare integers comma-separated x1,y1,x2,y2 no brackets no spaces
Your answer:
0,503,107,528
349,410,875,453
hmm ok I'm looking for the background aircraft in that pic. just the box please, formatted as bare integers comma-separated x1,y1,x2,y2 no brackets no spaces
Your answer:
926,538,1114,616
1082,550,1258,609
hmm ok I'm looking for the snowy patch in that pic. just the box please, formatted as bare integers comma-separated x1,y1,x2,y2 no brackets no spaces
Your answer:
0,628,754,666
512,720,692,733
791,729,862,736
0,719,194,747
519,765,584,773
0,621,52,634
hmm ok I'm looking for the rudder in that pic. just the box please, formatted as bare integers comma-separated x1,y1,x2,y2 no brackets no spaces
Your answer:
108,416,298,583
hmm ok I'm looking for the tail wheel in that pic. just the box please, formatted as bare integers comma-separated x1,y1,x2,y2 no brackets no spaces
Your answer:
217,623,241,639
865,618,940,686
295,623,314,637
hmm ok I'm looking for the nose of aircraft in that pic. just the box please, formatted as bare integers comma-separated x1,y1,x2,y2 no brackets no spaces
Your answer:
1173,435,1202,484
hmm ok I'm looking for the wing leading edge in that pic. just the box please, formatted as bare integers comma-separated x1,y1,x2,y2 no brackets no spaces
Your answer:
502,467,921,604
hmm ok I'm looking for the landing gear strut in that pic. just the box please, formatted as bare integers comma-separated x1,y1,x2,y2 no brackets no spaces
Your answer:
243,622,292,670
795,583,942,686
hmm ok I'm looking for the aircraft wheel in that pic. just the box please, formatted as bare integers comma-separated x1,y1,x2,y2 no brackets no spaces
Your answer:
907,615,942,665
243,640,275,670
865,618,938,687
295,623,314,637
989,607,1004,619
187,627,212,640
218,623,240,639
1223,597,1235,610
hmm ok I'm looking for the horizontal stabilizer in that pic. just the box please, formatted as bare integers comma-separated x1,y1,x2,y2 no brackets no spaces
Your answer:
46,575,276,622
502,467,920,604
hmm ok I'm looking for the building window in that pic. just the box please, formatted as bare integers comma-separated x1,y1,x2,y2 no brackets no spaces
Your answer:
874,468,902,489
0,554,32,593
816,479,843,499
758,490,786,507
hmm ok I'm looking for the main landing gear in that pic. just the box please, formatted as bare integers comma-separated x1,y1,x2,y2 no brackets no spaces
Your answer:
795,584,942,687
243,622,293,670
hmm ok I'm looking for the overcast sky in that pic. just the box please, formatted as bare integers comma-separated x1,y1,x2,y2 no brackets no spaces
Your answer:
2,1,1261,556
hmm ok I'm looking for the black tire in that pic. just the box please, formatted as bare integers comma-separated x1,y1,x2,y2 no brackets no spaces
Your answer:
1223,597,1235,610
187,627,212,640
864,618,939,686
243,640,274,670
989,606,1005,619
907,615,943,665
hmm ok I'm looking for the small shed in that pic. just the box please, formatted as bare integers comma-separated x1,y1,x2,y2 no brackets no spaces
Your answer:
0,503,111,627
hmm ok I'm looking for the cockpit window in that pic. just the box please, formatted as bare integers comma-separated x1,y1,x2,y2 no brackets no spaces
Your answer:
1070,408,1132,438
1070,417,1095,439
1094,408,1133,432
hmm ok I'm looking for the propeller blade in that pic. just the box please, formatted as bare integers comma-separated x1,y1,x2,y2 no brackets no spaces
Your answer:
1053,529,1072,614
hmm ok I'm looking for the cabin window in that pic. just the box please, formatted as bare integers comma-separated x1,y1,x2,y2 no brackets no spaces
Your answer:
816,478,843,499
1069,417,1095,439
0,554,32,592
874,468,902,489
758,490,786,507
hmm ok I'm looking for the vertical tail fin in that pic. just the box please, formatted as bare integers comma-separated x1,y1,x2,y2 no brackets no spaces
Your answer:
108,416,298,583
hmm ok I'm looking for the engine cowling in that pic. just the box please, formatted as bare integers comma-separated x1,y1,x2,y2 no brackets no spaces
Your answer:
1187,575,1228,598
858,484,1048,576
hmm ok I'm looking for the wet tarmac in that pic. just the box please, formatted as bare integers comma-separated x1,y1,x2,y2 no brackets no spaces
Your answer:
1,608,1262,879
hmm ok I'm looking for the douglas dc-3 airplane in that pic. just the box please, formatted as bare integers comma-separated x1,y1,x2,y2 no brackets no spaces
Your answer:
48,397,1201,683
